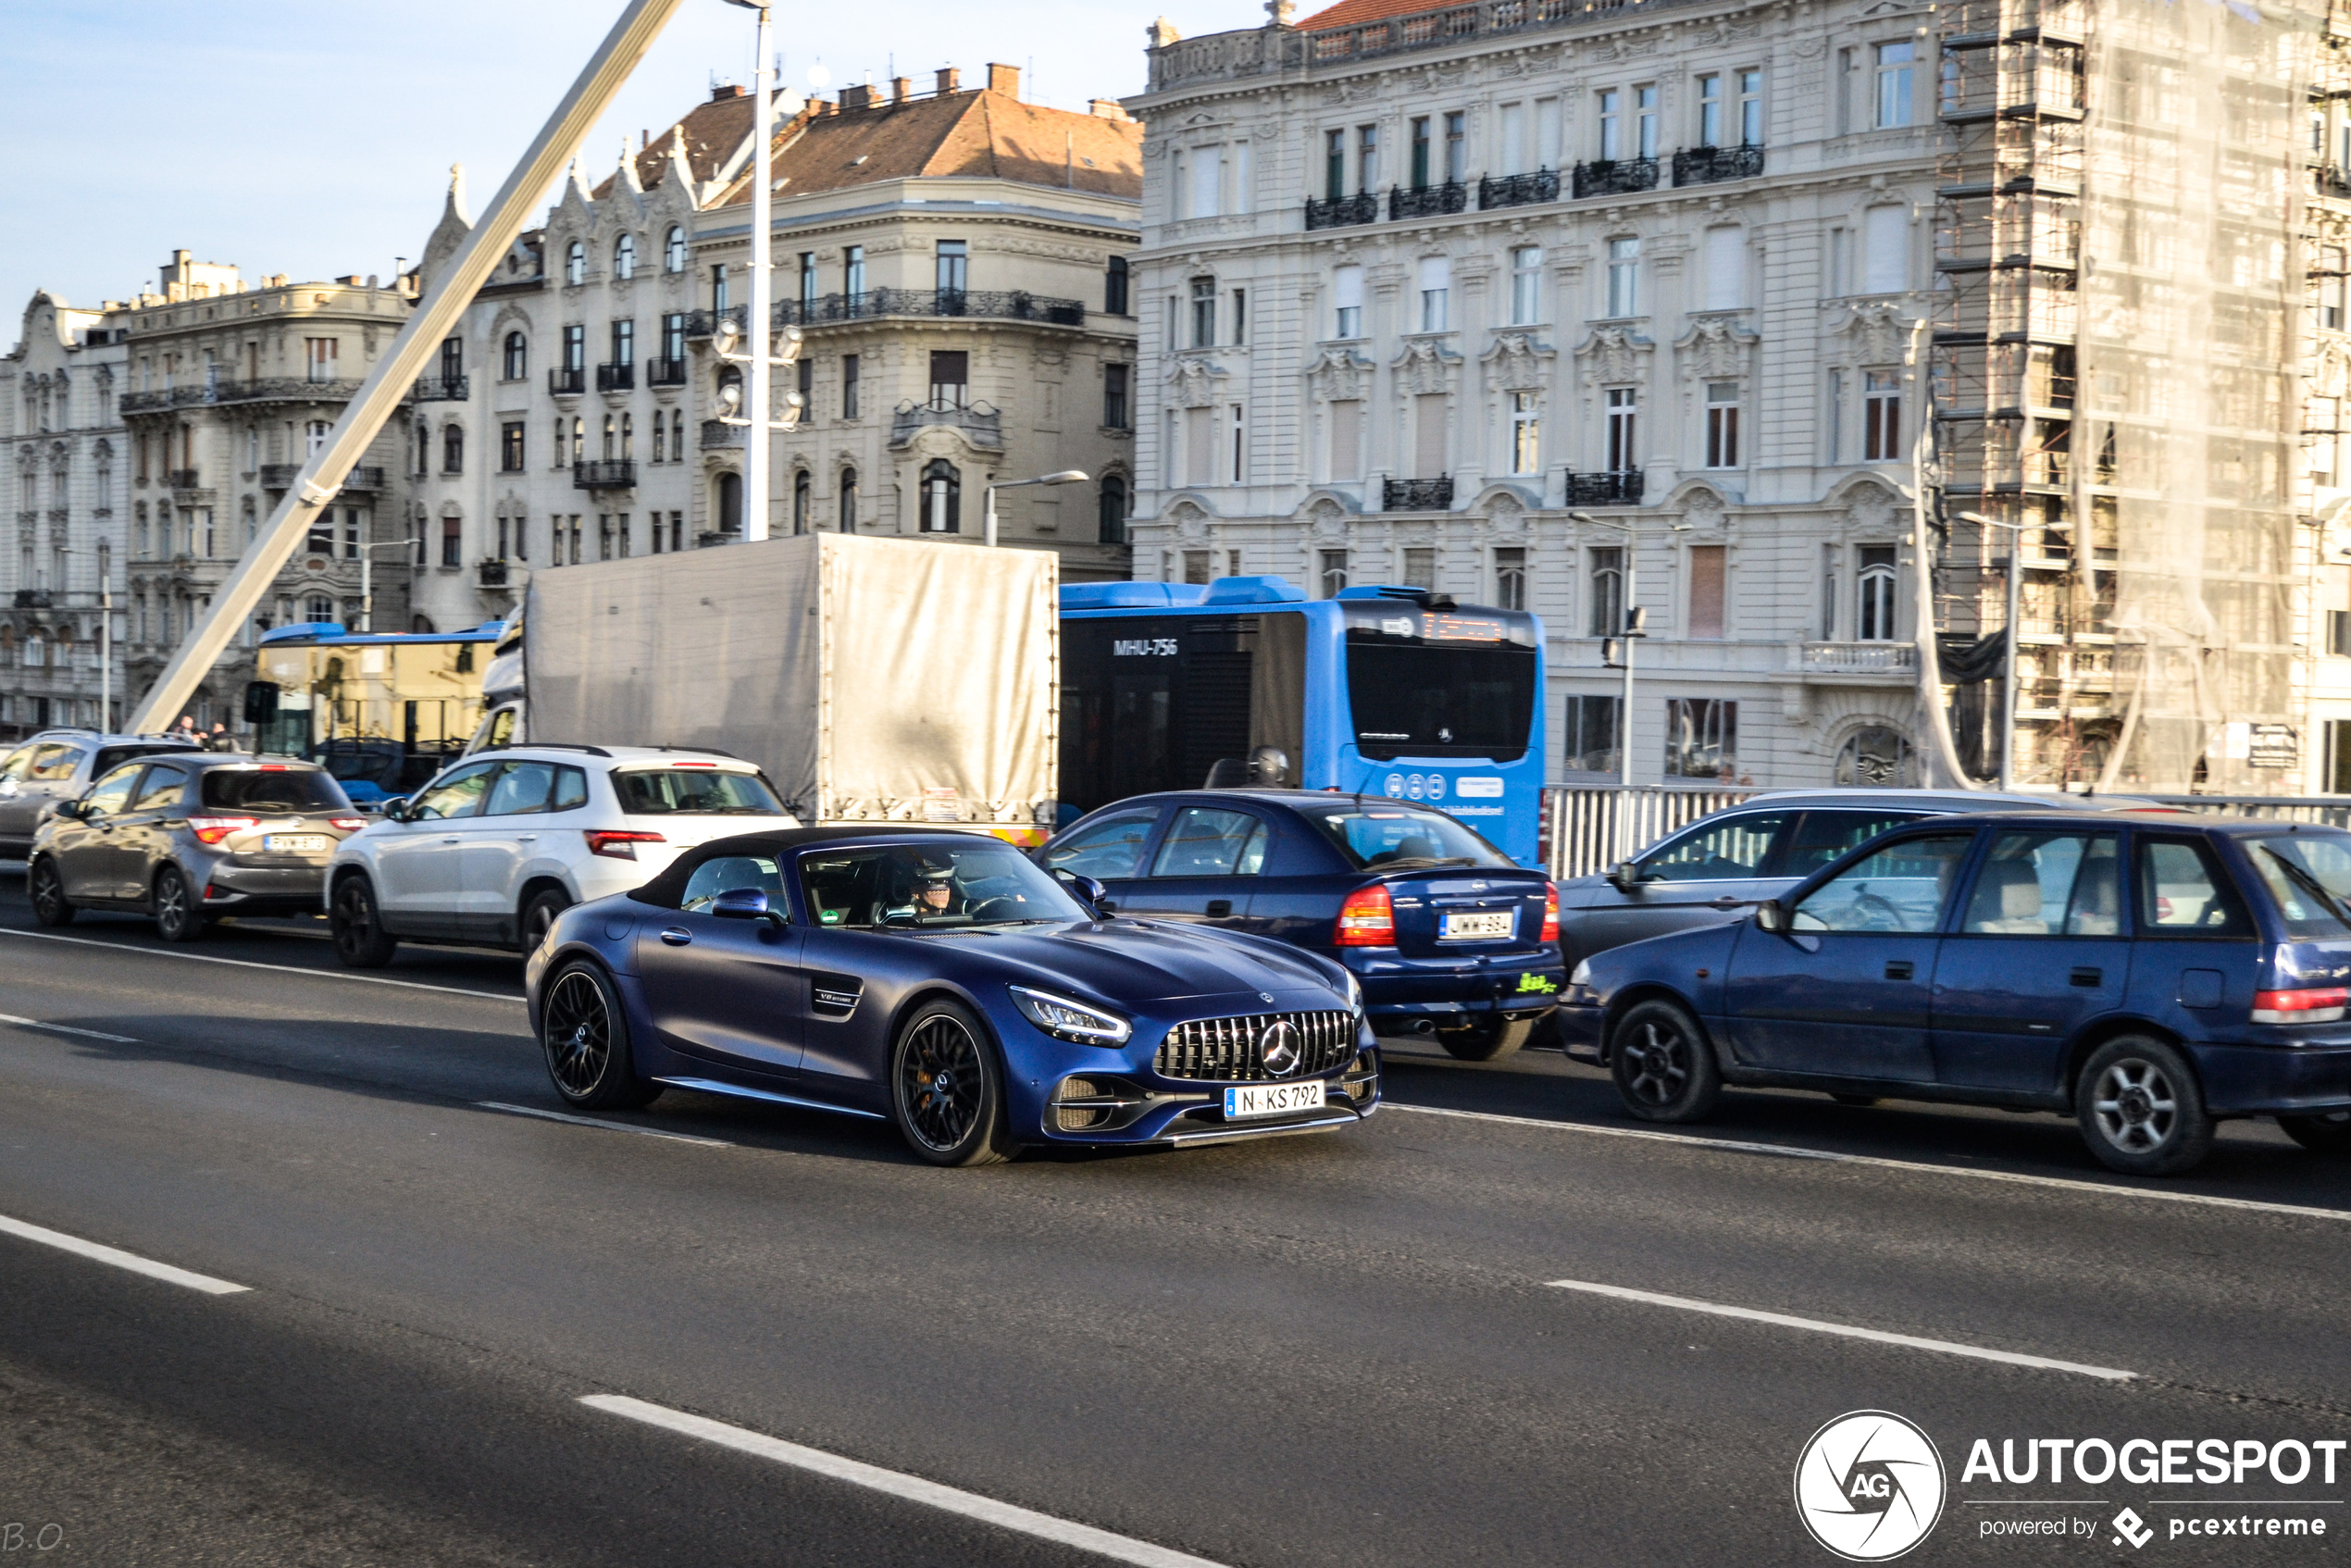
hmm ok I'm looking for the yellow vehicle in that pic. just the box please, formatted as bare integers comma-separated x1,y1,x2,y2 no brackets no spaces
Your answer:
248,620,503,803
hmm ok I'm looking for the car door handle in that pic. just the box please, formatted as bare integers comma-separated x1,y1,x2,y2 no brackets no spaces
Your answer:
516,834,537,842
1885,960,1914,980
1205,899,1233,918
1710,895,1741,909
659,927,693,946
2070,966,2102,987
442,836,461,844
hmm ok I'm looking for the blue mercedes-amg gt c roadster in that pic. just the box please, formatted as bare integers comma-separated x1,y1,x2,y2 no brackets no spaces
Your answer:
525,828,1381,1164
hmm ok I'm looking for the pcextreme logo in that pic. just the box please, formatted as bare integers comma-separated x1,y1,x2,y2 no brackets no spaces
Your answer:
1795,1411,1948,1562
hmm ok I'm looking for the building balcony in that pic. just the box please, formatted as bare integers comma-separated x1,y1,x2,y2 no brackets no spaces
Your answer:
258,464,383,492
414,375,469,402
478,558,511,589
700,419,745,450
166,468,201,491
13,590,53,608
889,399,1003,450
1672,144,1765,187
1565,468,1644,505
572,459,637,491
646,357,689,387
1572,157,1660,199
596,362,635,392
1305,193,1379,230
1478,169,1561,209
775,288,1085,329
1389,180,1467,220
1795,641,1917,676
120,377,367,413
1383,476,1453,511
684,305,748,339
548,367,586,396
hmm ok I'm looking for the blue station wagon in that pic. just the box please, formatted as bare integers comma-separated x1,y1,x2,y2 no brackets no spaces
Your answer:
1556,812,2351,1174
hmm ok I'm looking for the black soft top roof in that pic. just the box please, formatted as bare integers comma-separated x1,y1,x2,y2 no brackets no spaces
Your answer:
628,826,1015,906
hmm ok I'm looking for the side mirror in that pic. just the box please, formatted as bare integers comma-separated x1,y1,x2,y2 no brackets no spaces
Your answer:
379,797,410,822
54,799,88,821
1755,898,1790,935
711,886,787,926
1054,868,1113,915
1605,859,1647,892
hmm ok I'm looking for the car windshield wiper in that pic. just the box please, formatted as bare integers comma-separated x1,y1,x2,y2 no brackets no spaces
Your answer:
2260,849,2351,932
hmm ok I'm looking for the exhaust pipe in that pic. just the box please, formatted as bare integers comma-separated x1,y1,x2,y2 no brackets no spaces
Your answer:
1407,1018,1436,1035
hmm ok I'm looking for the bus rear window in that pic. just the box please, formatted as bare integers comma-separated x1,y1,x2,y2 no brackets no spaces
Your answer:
1345,635,1536,762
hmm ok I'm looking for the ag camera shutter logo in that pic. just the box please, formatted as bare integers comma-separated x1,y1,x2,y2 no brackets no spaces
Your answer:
1794,1411,1946,1561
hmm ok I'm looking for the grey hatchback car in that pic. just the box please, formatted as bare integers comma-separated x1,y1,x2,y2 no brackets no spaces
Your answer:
1556,790,2177,968
28,754,367,941
0,730,202,857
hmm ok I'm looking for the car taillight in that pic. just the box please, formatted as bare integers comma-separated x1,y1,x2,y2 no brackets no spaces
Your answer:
1540,882,1560,944
585,829,666,860
2253,987,2349,1024
187,815,260,845
1336,884,1396,947
330,817,367,832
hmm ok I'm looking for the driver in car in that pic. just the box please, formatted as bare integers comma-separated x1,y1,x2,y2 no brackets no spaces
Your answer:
884,856,964,923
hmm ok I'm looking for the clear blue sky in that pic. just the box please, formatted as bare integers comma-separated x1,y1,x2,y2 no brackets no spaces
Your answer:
3,0,1266,346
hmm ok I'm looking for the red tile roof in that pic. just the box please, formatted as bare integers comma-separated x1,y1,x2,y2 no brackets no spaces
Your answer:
1297,0,1437,26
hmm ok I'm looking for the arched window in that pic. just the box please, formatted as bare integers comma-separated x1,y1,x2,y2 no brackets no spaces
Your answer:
716,471,743,534
653,416,667,464
620,412,633,458
602,415,617,460
792,469,812,534
502,331,527,380
1857,545,1898,641
1835,726,1916,787
614,234,637,280
839,467,858,532
665,225,687,272
1098,476,1127,544
442,424,464,475
671,408,686,460
565,240,586,285
1105,254,1130,315
921,460,961,534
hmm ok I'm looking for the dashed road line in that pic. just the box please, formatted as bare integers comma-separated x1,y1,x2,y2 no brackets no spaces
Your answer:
0,927,522,1003
0,1012,139,1044
0,1212,249,1296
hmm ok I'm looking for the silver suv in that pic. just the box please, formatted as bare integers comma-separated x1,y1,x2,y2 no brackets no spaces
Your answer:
0,730,203,858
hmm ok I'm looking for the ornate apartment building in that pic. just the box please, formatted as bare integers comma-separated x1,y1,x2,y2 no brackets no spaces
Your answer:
0,292,127,737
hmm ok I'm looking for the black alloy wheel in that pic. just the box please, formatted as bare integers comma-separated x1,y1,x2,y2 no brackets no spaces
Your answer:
1438,1014,1536,1062
1609,999,1723,1124
890,1001,1014,1167
2075,1035,2212,1176
329,877,399,968
2278,1109,2351,1155
27,857,74,927
153,865,205,943
540,963,660,1110
521,888,572,952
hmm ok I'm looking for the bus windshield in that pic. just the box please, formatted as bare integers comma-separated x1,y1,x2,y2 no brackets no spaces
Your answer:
1345,633,1536,762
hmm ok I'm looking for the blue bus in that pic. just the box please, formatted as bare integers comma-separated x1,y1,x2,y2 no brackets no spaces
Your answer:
1057,578,1546,866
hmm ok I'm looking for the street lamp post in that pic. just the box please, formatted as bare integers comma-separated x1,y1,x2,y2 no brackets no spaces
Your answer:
1571,509,1689,791
716,1,806,541
355,537,417,634
984,471,1090,548
1958,510,2027,790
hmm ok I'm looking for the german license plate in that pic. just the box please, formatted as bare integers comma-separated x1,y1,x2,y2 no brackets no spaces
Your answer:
1441,910,1515,940
1224,1080,1326,1119
265,834,330,853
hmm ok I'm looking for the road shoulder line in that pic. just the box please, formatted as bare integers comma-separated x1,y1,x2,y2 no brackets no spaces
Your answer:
477,1101,733,1147
0,1212,249,1296
0,927,521,1003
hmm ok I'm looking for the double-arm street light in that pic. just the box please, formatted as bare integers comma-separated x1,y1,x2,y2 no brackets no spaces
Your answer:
984,471,1089,548
1571,509,1689,788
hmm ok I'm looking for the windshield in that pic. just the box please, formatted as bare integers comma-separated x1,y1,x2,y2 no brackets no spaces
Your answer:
2245,831,2351,938
1309,806,1514,870
1345,633,1536,762
200,767,353,814
799,841,1090,928
614,766,786,816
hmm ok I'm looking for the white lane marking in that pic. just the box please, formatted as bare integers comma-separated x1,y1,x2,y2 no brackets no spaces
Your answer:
581,1395,1232,1568
1547,1278,2136,1381
0,927,521,1003
0,1212,249,1296
0,1012,139,1044
1386,1101,2351,1225
477,1101,732,1148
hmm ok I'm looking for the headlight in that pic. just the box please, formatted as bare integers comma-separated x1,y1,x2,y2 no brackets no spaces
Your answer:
1569,959,1592,989
1009,986,1132,1045
1344,971,1364,1014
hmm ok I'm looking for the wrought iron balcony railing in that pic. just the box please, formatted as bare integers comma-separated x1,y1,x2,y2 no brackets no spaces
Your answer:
646,357,689,387
121,378,367,413
773,288,1085,328
596,363,635,392
166,468,201,491
684,305,749,339
700,419,745,450
413,375,469,402
572,459,637,490
1305,193,1379,230
1565,468,1644,505
548,367,586,395
1478,169,1561,209
1571,157,1660,198
259,465,382,492
1671,144,1764,187
478,559,511,589
1383,476,1453,511
1390,181,1468,220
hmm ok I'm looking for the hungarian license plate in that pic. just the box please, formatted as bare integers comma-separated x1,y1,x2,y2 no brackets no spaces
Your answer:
1223,1080,1326,1119
1440,910,1515,941
265,834,330,853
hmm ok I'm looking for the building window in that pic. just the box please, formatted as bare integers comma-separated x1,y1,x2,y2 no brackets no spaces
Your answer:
927,351,967,410
1688,543,1725,638
1598,88,1622,159
793,469,812,534
842,354,861,419
2328,719,2351,792
839,467,858,532
1588,546,1624,637
304,338,337,382
441,425,463,475
308,593,334,623
1698,73,1723,146
1105,255,1129,315
620,412,633,459
1419,257,1449,332
1665,697,1737,780
1325,127,1347,199
1333,265,1363,339
1190,277,1216,348
1511,392,1540,474
1739,69,1764,144
653,414,666,464
563,324,585,371
798,252,817,313
566,240,587,285
307,419,331,456
1181,549,1213,585
1486,546,1528,612
669,409,684,461
1863,369,1902,459
1402,547,1436,590
614,233,636,280
1098,476,1127,545
1231,288,1247,345
1705,381,1740,467
844,245,865,302
922,459,961,532
500,421,525,472
665,225,687,272
1443,110,1467,183
602,415,617,460
936,240,968,298
1410,116,1432,189
1103,364,1129,429
1356,124,1378,192
441,516,463,569
1876,42,1915,127
1605,388,1637,473
711,264,728,313
1510,246,1542,325
503,332,527,380
1563,693,1623,776
1865,205,1909,293
611,319,634,367
1636,84,1660,157
662,312,686,362
1606,237,1640,317
1318,548,1349,599
1857,544,1898,640
1229,404,1246,483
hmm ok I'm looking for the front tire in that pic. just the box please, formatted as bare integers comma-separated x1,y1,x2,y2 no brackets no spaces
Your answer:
330,876,399,968
2279,1110,2351,1155
890,1001,1015,1166
540,963,661,1110
27,857,74,927
153,865,205,943
1439,1014,1536,1062
2076,1036,2212,1176
1609,999,1723,1123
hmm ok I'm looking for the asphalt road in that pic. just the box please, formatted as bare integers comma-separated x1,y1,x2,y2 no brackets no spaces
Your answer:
4,875,2349,1566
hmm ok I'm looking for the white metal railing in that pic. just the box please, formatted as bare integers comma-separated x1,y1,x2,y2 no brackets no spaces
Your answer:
1540,785,1759,877
1795,641,1917,674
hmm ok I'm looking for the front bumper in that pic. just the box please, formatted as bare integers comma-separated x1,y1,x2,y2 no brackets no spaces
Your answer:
1014,1018,1383,1148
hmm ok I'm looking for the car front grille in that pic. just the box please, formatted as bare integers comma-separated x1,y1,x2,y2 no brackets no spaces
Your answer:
1155,1010,1356,1082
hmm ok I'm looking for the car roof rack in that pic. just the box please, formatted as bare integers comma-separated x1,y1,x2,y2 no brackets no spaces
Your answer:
510,742,612,757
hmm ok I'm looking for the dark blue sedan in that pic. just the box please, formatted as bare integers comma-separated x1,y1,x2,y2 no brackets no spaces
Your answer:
524,828,1379,1164
1556,811,2351,1175
1040,790,1563,1061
